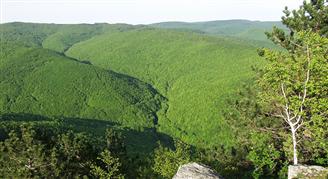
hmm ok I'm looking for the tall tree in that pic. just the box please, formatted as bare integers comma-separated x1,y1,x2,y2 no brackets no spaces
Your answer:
258,0,328,165
259,31,328,165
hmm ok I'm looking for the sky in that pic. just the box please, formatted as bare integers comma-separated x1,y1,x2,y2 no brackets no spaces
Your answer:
1,0,305,25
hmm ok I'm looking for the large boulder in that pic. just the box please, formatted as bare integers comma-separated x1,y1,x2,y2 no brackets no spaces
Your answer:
288,165,328,179
173,162,223,179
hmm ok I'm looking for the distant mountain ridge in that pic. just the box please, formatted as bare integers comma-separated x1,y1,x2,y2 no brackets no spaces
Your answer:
151,19,286,41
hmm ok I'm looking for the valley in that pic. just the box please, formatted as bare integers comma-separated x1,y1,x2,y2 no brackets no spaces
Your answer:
1,21,269,149
1,1,327,178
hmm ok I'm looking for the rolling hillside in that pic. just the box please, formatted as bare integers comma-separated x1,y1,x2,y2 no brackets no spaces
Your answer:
0,23,170,154
151,19,285,42
1,22,267,148
66,28,263,147
42,23,139,53
0,43,163,129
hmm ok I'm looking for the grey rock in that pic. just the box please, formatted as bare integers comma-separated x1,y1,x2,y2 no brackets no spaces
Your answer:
288,165,328,179
173,162,223,179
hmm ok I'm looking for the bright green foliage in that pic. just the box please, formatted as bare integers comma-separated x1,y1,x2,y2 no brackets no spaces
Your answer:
249,0,328,172
301,33,328,165
225,1,328,177
0,45,162,129
2,13,326,177
42,23,136,53
259,30,328,165
152,140,191,178
0,23,165,155
247,132,282,179
248,30,328,175
1,21,273,148
66,28,262,147
90,149,124,179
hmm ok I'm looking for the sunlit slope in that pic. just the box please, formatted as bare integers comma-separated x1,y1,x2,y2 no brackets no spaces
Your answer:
151,20,285,42
0,22,137,52
66,28,262,146
0,44,162,129
42,23,137,53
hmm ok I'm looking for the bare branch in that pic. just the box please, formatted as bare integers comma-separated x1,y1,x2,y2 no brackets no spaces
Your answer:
273,113,285,118
295,119,304,131
281,83,288,105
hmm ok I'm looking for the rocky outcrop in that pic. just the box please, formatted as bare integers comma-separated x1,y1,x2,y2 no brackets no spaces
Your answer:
173,162,223,179
288,165,328,179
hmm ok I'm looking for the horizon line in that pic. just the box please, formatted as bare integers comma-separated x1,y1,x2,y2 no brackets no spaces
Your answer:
0,18,283,25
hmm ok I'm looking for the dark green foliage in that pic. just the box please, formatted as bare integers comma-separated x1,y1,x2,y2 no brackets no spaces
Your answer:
90,150,124,179
281,0,328,36
152,140,191,178
0,126,56,178
194,145,252,178
266,0,328,50
0,122,126,178
54,131,99,177
151,139,253,179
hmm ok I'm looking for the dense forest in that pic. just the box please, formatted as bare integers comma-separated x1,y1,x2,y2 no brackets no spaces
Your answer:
0,0,327,178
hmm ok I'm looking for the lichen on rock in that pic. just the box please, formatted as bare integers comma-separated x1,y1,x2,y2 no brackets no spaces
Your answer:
173,162,223,179
288,165,328,179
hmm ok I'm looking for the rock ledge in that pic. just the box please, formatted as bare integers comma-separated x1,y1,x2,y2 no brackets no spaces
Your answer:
173,162,223,179
288,165,328,179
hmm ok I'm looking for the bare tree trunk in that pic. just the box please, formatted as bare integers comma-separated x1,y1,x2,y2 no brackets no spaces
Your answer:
291,126,298,165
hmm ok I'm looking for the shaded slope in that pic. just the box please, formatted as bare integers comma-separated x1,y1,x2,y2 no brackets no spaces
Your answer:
66,28,263,147
0,113,173,155
0,43,163,129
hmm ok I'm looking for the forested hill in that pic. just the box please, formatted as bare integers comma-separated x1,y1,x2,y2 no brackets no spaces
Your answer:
1,1,327,178
1,21,269,149
151,19,285,42
66,28,263,147
0,23,165,154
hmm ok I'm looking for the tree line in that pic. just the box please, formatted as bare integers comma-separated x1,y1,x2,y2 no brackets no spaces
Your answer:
0,0,327,178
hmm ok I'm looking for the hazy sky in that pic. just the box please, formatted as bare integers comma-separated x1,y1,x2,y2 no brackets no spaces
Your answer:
1,0,304,24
